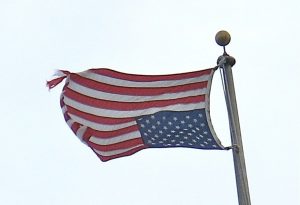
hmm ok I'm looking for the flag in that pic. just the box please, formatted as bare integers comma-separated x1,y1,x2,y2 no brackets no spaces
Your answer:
47,68,224,162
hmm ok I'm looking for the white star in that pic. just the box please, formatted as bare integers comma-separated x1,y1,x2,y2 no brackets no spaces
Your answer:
146,119,150,124
200,123,205,127
168,121,172,126
152,125,156,129
173,117,178,121
186,115,190,119
157,121,161,125
188,124,193,128
151,115,155,119
181,120,185,124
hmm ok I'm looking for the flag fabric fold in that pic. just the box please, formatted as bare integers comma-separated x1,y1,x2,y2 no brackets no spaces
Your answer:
48,68,224,162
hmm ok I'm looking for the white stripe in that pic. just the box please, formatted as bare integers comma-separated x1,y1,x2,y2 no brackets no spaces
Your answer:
78,70,210,88
64,96,205,119
53,70,68,78
68,113,137,131
92,144,144,157
76,126,87,141
89,131,142,145
66,119,75,127
62,105,67,114
68,79,207,102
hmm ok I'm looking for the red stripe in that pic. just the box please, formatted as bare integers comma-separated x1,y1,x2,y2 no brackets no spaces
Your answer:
64,88,205,111
69,73,208,96
65,105,135,125
89,68,212,82
63,112,70,122
89,125,139,138
60,98,65,108
94,145,147,162
71,122,80,134
82,128,92,142
88,138,144,152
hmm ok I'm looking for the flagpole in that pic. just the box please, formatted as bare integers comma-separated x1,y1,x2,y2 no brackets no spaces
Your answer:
215,31,251,205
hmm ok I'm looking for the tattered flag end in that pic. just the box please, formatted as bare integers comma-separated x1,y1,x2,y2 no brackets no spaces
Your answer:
46,70,70,90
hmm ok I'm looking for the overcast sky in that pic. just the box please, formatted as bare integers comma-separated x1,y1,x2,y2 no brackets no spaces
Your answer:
1,0,299,204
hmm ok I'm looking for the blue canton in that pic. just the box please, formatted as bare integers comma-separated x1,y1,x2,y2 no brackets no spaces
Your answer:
136,109,222,149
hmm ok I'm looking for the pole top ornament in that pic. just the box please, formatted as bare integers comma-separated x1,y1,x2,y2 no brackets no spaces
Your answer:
215,30,231,47
215,30,235,67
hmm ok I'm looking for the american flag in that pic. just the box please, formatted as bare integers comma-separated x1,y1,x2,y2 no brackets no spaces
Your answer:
48,68,224,162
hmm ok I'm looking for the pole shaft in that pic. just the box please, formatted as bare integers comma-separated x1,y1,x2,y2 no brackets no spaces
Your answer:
219,55,251,205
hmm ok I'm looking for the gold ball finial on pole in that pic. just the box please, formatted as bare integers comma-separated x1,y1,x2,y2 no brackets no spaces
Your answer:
215,30,231,47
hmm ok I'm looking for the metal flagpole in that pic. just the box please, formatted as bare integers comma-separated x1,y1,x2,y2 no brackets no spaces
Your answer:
215,31,251,205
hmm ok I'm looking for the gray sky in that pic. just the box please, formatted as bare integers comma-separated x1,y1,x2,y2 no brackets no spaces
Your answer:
1,0,299,204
